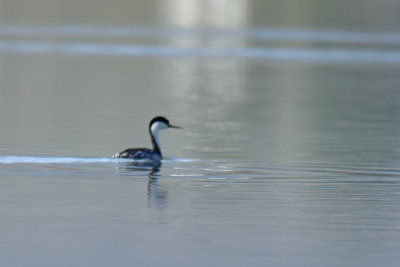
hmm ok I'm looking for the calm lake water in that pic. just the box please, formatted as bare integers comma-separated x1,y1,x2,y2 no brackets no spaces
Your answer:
1,1,400,267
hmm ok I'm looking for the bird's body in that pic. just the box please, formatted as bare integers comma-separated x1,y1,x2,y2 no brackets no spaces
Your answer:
112,116,182,161
112,148,162,161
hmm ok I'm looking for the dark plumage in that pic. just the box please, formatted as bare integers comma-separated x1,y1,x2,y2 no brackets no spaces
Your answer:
113,148,162,161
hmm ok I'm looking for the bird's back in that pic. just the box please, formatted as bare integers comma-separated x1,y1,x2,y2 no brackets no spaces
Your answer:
112,148,161,161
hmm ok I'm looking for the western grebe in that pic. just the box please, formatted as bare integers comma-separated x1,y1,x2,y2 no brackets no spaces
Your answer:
112,116,182,161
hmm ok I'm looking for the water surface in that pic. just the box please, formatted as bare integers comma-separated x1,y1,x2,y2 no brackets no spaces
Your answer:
1,2,400,267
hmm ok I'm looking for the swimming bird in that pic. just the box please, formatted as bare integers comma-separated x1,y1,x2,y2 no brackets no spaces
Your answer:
112,116,182,161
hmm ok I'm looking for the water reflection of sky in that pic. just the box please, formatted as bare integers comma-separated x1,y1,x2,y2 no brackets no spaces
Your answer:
1,25,400,45
1,1,400,267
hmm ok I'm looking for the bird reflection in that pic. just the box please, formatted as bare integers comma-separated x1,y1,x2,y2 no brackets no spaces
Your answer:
147,175,168,209
118,160,161,177
114,161,168,208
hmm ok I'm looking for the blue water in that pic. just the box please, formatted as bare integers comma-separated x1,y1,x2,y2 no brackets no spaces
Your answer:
1,25,400,63
1,25,400,44
1,154,399,267
0,156,118,163
0,155,197,164
1,22,400,267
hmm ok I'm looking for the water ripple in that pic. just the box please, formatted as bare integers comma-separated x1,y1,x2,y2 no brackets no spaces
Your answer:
1,25,400,45
0,156,198,164
0,156,116,164
0,41,400,64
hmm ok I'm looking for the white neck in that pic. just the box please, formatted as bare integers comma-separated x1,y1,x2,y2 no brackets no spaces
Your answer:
152,126,161,153
150,121,168,155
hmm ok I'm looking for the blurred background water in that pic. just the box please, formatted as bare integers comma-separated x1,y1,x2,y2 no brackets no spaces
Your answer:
1,1,400,267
